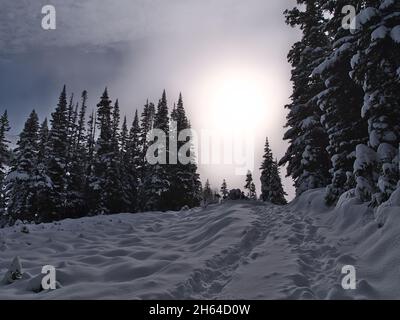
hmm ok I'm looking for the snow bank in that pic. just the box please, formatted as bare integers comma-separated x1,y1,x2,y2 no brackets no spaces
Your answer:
289,188,400,299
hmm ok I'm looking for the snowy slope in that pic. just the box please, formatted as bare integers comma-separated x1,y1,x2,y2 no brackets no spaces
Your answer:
0,190,400,299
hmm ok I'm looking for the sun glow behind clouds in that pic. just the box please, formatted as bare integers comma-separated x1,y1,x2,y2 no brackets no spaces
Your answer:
188,61,289,189
199,65,274,133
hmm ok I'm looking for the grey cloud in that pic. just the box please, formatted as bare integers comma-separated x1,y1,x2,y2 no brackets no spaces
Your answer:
1,0,293,55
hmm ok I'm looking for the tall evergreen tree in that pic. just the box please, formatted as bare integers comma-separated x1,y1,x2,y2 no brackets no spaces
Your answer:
6,110,40,221
202,179,213,205
280,0,332,196
168,93,201,209
138,100,156,201
313,0,369,205
244,170,255,199
112,99,121,147
120,116,129,158
47,86,70,218
269,160,288,205
124,111,141,211
89,89,126,214
66,91,88,216
140,100,156,151
76,91,88,152
260,137,287,204
260,137,274,202
86,110,96,176
37,118,49,163
34,118,53,220
0,110,10,213
250,182,257,201
351,0,400,204
221,179,229,200
141,90,171,211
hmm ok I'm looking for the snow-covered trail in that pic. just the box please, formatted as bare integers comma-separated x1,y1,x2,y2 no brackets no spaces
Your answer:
0,191,399,299
218,204,355,300
2,201,290,299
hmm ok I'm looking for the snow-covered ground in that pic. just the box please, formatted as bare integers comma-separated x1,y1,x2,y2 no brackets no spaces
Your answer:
1,188,400,299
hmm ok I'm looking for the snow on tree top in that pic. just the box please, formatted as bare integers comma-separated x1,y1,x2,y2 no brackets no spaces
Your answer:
391,26,400,44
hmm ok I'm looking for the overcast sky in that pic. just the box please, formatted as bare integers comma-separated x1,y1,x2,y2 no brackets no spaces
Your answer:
0,0,300,199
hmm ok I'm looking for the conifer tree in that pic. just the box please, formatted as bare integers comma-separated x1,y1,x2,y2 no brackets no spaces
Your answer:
141,90,171,211
0,110,10,213
221,179,229,200
76,91,88,152
260,137,274,202
86,110,96,176
269,160,287,205
124,111,141,211
138,101,156,209
112,99,121,147
120,116,129,159
66,91,88,216
280,0,332,196
89,89,126,214
6,110,40,221
37,119,49,163
351,0,400,204
47,86,70,218
203,179,213,205
244,170,254,199
250,182,257,200
140,100,156,154
168,93,201,209
34,118,53,220
313,0,368,205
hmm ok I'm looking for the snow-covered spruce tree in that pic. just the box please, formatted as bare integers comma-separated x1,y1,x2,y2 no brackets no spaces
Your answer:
124,111,141,212
6,110,40,222
85,110,96,178
47,86,70,219
136,101,155,211
88,89,127,214
111,99,121,145
141,91,171,211
168,93,201,210
120,116,129,161
260,137,287,204
269,160,288,205
140,100,156,155
0,110,10,213
260,137,274,202
112,100,131,212
202,179,214,205
37,119,49,164
244,170,255,199
220,179,229,200
250,182,257,200
66,93,78,152
280,0,332,197
33,118,54,221
350,0,400,204
66,91,88,217
313,0,369,205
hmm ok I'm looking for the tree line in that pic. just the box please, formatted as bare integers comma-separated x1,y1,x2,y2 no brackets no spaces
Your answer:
0,87,202,223
0,86,288,225
280,0,400,206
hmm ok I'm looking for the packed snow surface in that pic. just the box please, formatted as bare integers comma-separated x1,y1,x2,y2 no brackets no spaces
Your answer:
1,189,400,299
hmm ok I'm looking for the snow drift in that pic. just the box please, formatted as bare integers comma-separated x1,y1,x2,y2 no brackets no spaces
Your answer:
0,189,400,299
